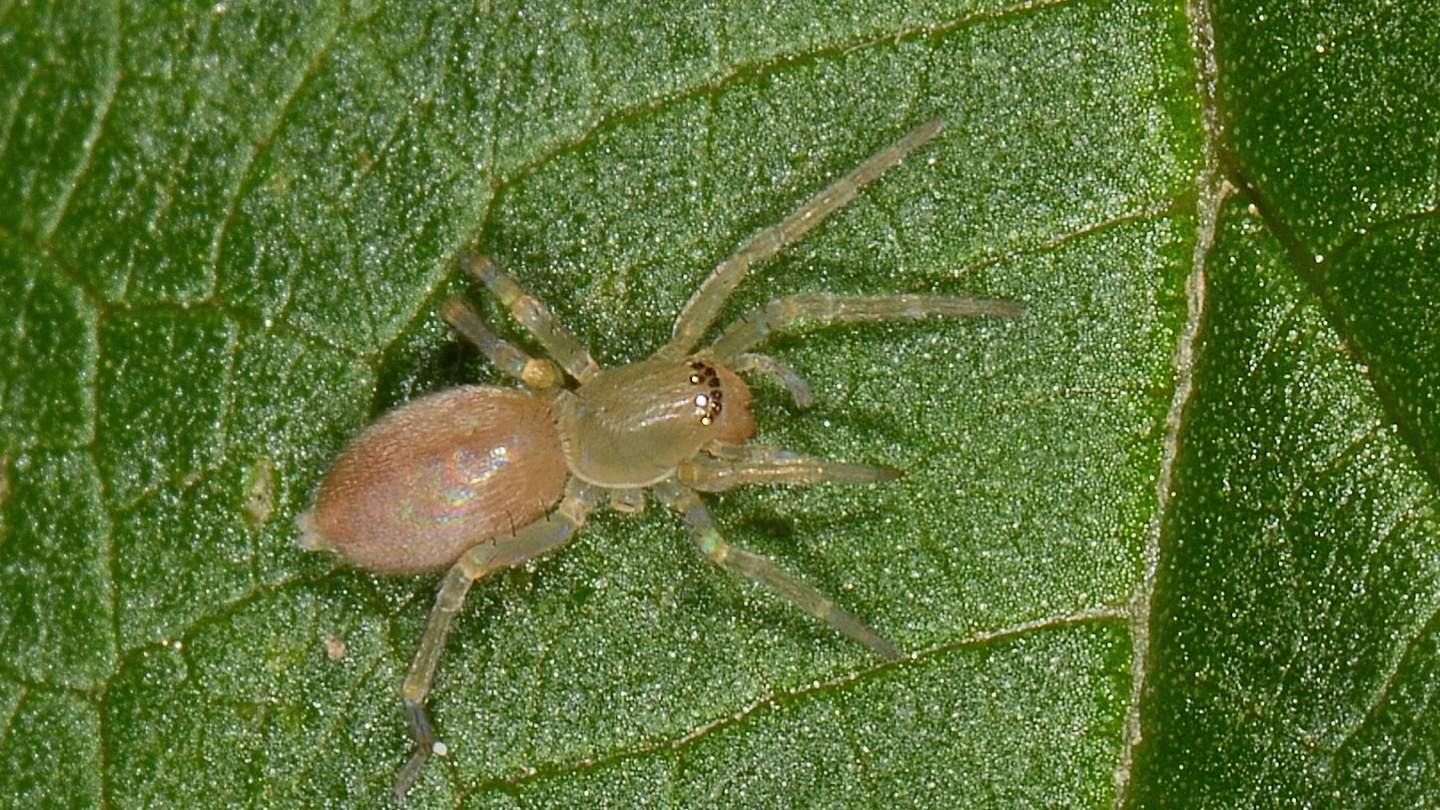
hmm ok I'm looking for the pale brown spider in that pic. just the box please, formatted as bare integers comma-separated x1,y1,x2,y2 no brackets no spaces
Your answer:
296,119,1023,799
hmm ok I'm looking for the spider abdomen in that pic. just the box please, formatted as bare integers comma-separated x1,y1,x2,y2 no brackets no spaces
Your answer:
298,386,567,574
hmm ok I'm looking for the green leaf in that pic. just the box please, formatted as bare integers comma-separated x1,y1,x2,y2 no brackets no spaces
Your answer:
0,1,1432,808
1129,0,1440,805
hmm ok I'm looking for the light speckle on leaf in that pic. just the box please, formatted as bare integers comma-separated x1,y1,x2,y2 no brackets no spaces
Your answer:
242,457,276,529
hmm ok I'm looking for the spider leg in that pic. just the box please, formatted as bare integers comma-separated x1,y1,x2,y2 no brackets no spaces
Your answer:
677,445,899,491
440,297,563,391
653,480,902,660
458,253,600,383
708,292,1025,362
393,480,600,800
733,352,814,409
660,119,946,358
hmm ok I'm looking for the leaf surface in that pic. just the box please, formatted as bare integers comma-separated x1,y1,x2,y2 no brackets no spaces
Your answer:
0,0,1433,807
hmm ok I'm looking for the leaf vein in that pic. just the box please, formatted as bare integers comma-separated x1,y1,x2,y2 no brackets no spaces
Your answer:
0,65,33,169
1224,162,1440,492
1327,499,1440,761
40,0,122,242
1114,0,1227,800
0,684,25,749
250,650,390,809
206,4,348,280
495,0,1084,195
459,605,1127,800
1238,2,1408,106
0,660,98,701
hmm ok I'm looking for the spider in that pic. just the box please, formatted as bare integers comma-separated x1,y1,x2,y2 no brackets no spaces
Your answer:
296,119,1023,799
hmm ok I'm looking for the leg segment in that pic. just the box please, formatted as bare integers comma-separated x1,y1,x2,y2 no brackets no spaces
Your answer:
661,120,946,357
708,292,1026,362
652,481,902,660
459,253,600,383
440,297,563,391
733,352,814,409
393,481,600,800
677,445,899,491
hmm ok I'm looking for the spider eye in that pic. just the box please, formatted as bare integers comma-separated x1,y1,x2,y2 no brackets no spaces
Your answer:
688,362,724,424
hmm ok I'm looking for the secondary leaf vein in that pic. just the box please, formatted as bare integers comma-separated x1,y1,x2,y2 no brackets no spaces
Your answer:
459,605,1127,800
40,0,122,242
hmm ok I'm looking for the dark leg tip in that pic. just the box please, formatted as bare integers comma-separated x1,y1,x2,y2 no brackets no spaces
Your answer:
393,699,438,801
392,749,429,803
872,637,905,661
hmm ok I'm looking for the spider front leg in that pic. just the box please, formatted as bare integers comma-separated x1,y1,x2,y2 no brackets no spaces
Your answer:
677,444,899,491
733,353,814,409
440,297,564,391
652,480,901,660
708,292,1025,362
393,481,600,800
458,253,600,383
661,119,946,357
